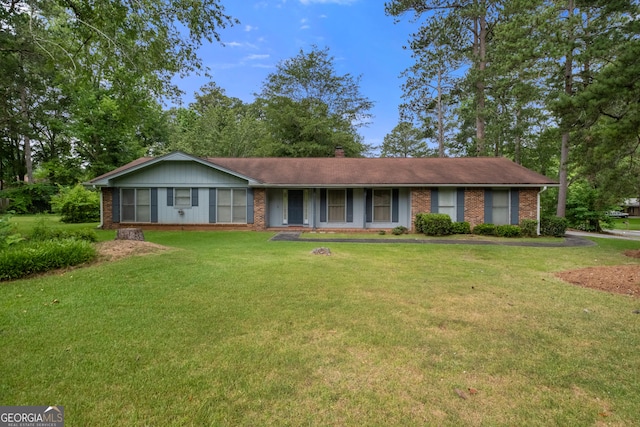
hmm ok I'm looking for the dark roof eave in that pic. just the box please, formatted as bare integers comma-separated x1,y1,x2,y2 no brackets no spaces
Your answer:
249,183,558,188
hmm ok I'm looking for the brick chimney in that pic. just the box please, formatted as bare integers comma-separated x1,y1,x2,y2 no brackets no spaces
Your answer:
334,146,345,158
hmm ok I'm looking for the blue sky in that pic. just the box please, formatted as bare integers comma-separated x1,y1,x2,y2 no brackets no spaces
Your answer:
175,0,418,154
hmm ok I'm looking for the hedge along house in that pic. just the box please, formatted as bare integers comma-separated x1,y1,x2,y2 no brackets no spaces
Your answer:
87,151,558,232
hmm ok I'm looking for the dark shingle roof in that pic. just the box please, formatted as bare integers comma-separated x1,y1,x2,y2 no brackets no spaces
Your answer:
205,157,557,186
88,154,557,187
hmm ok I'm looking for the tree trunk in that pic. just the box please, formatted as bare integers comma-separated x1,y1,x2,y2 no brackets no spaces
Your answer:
116,228,145,241
437,66,445,157
474,9,487,156
20,86,32,183
557,0,575,218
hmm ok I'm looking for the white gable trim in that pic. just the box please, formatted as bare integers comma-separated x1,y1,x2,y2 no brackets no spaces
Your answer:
89,151,260,187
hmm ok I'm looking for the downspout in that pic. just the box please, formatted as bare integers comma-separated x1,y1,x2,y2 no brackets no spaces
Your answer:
537,186,547,236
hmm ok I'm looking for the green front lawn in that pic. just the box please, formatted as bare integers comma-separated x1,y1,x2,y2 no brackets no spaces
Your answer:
607,217,640,230
2,226,640,425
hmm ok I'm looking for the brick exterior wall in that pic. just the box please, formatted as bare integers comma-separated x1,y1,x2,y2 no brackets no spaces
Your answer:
410,188,432,231
253,188,266,230
464,188,485,228
519,188,538,223
102,187,114,229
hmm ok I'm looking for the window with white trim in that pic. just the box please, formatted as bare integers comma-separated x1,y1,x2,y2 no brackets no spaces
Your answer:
217,189,247,223
373,189,391,222
121,188,150,222
492,189,510,225
174,188,191,207
327,189,346,222
438,188,457,221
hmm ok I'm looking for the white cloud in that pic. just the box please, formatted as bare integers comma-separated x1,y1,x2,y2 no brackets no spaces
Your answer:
300,24,311,30
224,41,259,49
245,54,271,60
245,25,258,32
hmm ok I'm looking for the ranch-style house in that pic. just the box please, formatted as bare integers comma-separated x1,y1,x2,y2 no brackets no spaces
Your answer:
87,150,558,232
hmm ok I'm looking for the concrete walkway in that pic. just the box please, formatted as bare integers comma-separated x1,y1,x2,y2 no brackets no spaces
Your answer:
271,232,596,247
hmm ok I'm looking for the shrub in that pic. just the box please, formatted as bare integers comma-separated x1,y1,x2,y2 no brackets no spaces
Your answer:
0,184,57,214
415,213,453,236
28,222,98,243
473,223,496,236
495,224,522,238
0,239,97,281
451,221,471,235
0,213,24,249
51,184,100,223
392,225,408,235
540,216,568,237
378,230,386,235
520,219,538,237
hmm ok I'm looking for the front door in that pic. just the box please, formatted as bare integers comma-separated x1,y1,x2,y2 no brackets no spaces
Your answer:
288,190,304,225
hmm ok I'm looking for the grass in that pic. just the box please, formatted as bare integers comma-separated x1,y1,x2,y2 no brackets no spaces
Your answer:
2,218,640,425
607,217,640,230
301,230,561,243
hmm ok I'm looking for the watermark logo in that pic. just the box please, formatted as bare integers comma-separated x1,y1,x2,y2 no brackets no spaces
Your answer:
0,406,64,427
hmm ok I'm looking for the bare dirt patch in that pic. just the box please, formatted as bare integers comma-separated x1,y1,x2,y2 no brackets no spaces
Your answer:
555,250,640,297
96,240,171,262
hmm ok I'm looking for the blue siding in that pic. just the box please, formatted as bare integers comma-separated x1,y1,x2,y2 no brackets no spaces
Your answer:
112,161,248,186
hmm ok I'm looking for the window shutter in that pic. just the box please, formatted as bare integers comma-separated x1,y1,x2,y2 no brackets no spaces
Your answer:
346,189,353,223
510,189,520,225
247,188,254,224
484,189,493,224
392,189,399,222
365,189,373,223
431,188,439,213
320,189,327,222
167,187,174,206
456,188,465,223
209,188,216,223
151,188,158,223
192,188,199,207
112,188,120,223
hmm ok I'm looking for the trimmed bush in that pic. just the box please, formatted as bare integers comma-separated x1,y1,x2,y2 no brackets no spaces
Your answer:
51,184,100,223
392,225,408,235
452,221,471,235
0,239,97,281
473,223,496,236
520,219,538,237
495,224,522,238
540,216,568,237
415,213,453,236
